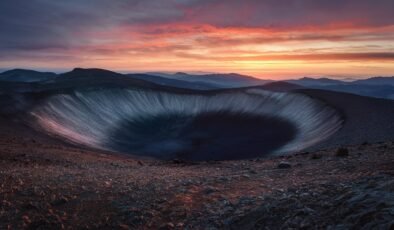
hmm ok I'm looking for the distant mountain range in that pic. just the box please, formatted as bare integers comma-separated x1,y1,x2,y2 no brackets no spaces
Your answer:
286,76,394,86
0,69,57,82
142,72,271,89
284,77,394,100
352,77,394,86
126,73,218,90
286,77,344,86
1,68,393,100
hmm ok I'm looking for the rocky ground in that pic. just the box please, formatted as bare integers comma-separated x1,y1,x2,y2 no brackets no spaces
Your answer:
0,130,393,229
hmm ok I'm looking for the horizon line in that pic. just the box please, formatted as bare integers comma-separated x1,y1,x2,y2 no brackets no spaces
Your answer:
1,67,393,81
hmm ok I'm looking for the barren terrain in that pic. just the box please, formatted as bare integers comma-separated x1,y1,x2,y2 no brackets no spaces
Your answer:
0,120,393,229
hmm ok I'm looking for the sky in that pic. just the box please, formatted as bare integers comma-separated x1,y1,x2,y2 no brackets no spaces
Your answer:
0,0,393,79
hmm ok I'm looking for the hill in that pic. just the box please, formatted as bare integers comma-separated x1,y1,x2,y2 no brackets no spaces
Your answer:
126,73,217,90
286,77,345,86
0,69,57,82
352,76,394,86
147,72,271,88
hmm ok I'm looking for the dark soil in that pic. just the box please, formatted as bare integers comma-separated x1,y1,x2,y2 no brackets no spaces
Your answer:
0,123,393,229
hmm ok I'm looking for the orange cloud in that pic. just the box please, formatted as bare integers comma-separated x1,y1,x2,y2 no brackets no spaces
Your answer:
1,0,394,79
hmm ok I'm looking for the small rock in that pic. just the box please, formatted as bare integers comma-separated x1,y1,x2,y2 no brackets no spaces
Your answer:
242,174,251,178
23,201,39,210
277,161,292,169
17,178,24,185
28,219,50,229
22,215,31,224
160,222,175,229
336,148,349,157
51,196,68,206
218,176,230,182
311,154,322,160
203,186,217,194
119,224,130,229
172,159,184,164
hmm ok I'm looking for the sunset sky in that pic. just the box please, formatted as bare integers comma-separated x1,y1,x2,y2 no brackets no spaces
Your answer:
0,0,393,79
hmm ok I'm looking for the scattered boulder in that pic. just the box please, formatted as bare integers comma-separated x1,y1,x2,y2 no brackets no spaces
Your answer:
242,174,251,178
277,161,291,169
159,222,175,229
171,159,183,164
311,154,322,160
23,201,39,210
336,148,349,157
203,186,218,194
51,196,69,206
119,224,130,229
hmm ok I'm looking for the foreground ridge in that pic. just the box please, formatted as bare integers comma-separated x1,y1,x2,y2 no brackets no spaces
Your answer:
0,129,392,228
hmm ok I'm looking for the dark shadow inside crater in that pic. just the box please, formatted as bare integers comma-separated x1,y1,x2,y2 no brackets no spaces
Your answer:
108,112,297,161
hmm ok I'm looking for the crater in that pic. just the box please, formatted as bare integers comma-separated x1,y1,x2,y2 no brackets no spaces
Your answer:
30,88,343,161
109,112,297,161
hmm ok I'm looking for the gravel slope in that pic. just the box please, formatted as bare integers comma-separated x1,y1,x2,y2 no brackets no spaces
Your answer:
298,89,394,150
0,123,393,229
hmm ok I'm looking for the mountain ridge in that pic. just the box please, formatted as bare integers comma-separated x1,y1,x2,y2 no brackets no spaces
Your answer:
0,69,57,82
1,68,394,99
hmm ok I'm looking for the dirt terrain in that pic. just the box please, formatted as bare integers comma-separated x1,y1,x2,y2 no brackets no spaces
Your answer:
0,120,393,229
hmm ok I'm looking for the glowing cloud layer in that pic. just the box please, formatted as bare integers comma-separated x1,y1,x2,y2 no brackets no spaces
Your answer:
0,0,393,78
